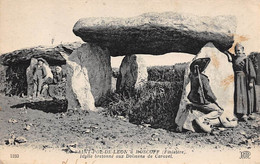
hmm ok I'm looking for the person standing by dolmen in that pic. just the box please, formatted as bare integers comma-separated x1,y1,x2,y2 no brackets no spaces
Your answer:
26,58,38,98
225,43,258,121
33,58,53,99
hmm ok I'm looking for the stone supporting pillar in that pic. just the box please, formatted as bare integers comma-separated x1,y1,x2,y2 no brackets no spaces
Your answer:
61,42,112,110
116,54,148,93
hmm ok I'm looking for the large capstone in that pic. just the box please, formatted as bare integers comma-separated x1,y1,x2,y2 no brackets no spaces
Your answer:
73,12,236,56
116,54,148,93
62,43,112,109
175,42,236,132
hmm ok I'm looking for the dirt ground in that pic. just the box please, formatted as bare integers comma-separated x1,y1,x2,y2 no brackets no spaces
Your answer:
0,93,259,154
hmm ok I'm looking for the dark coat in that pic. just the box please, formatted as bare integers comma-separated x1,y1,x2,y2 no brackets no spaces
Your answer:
233,56,258,114
53,71,66,84
188,73,217,105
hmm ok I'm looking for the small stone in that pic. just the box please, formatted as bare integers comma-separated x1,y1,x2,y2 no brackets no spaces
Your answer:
151,137,160,141
247,139,253,146
117,116,127,121
24,124,31,131
142,124,151,127
67,143,77,148
210,130,219,136
19,108,27,114
8,119,18,123
118,116,125,119
90,125,98,129
250,123,258,128
8,138,15,145
66,143,80,153
238,130,247,137
96,107,106,113
5,134,15,145
84,129,91,133
151,133,159,137
15,137,27,144
101,140,106,145
218,128,226,131
137,125,144,129
67,146,79,153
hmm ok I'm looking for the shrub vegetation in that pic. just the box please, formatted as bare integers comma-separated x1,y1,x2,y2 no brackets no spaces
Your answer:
103,62,188,130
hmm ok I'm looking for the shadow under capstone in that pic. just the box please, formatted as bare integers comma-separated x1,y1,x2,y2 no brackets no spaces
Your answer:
11,99,68,113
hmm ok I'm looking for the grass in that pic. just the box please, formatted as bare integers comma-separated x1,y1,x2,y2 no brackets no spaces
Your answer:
103,62,188,130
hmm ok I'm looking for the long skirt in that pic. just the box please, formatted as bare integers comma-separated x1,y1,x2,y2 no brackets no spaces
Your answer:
234,72,257,115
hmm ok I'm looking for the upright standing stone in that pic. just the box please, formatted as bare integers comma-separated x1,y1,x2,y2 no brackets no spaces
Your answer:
74,43,112,105
26,58,38,97
116,55,148,93
61,42,112,110
61,52,96,111
0,64,7,94
175,42,236,132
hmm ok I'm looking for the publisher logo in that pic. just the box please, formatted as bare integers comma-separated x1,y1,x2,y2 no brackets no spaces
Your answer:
240,151,251,159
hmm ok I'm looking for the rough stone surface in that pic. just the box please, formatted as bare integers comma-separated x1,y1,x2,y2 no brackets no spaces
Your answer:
26,58,38,97
175,42,236,132
72,43,112,105
49,83,66,99
61,43,112,109
0,42,82,66
116,55,148,92
61,52,96,111
0,64,7,94
0,42,81,96
73,12,236,56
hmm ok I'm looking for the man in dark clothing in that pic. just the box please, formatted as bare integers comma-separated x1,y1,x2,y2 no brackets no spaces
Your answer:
48,66,66,99
52,66,66,84
188,72,217,106
33,58,47,98
188,58,223,133
225,43,258,121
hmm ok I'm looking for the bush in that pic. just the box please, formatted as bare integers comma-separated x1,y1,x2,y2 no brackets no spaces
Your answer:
148,63,188,82
102,62,187,130
102,80,184,130
147,65,175,82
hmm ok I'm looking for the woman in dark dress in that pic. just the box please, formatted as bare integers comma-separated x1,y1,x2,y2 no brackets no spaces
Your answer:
225,43,258,121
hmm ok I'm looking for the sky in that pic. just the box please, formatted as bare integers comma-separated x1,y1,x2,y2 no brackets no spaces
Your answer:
1,0,260,67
